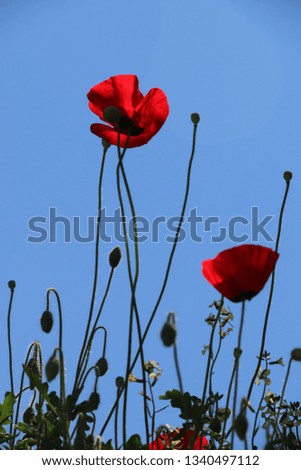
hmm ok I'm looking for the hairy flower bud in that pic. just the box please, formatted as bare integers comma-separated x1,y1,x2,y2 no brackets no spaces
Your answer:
8,280,16,290
95,357,108,377
291,348,301,361
45,354,59,382
109,246,122,268
283,170,293,182
88,392,100,411
160,312,177,347
191,113,200,124
40,310,53,333
103,106,121,123
115,376,124,389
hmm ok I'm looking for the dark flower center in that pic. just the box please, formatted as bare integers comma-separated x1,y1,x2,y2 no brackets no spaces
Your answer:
232,291,256,302
118,115,144,136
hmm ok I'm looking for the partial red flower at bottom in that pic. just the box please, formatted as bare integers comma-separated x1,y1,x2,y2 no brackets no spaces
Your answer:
201,244,279,303
149,428,208,450
87,74,169,148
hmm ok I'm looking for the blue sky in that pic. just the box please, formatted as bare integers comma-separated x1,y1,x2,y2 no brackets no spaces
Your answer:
1,0,301,449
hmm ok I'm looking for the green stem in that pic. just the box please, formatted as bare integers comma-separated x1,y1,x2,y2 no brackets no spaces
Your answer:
77,268,113,389
7,284,16,396
73,146,108,393
231,300,246,448
246,179,291,406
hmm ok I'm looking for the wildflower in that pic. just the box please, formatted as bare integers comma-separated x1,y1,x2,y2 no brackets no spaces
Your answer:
201,244,279,302
88,75,169,148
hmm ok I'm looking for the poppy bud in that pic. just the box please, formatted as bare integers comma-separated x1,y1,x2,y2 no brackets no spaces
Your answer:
95,357,108,377
191,113,200,124
88,392,100,411
8,280,16,290
103,106,121,123
27,357,41,389
291,348,301,361
45,354,59,382
23,406,34,424
109,246,122,268
234,412,248,440
160,312,177,347
283,171,293,182
40,310,53,333
234,347,242,359
115,376,124,389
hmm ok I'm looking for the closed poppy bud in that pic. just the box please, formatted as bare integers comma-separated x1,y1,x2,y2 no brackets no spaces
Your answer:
115,376,124,389
191,113,200,124
103,106,121,123
160,312,177,347
234,412,248,440
95,357,108,377
40,310,53,333
8,280,16,290
283,171,293,182
109,247,122,268
23,406,34,424
88,392,100,411
45,354,59,382
291,348,301,361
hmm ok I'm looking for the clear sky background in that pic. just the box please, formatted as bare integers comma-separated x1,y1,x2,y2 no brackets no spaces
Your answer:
1,0,301,449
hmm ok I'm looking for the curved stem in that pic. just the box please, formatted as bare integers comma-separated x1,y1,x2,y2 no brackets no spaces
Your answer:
246,180,291,406
173,341,184,395
77,268,113,389
73,146,108,393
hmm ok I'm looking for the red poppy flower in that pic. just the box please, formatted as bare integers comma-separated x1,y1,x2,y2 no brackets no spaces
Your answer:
201,244,279,303
149,428,208,450
87,75,169,148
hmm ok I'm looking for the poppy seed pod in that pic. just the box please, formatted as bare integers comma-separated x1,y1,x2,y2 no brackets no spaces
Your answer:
109,246,122,268
45,354,60,382
95,357,108,377
283,170,293,182
191,113,200,124
103,106,121,123
40,310,54,333
8,280,16,290
291,348,301,361
160,312,177,347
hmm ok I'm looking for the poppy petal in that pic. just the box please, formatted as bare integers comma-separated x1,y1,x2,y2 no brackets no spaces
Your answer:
202,245,279,302
88,74,169,148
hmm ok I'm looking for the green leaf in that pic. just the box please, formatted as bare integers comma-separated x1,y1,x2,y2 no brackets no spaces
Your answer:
124,434,143,450
0,393,16,426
